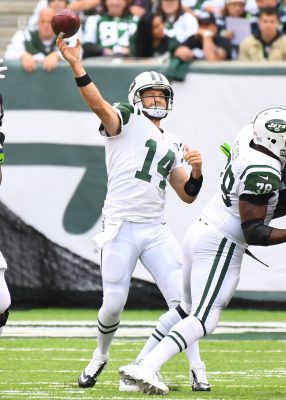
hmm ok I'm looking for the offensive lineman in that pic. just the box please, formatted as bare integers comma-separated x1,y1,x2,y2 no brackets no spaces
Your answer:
56,37,209,391
0,59,11,336
120,106,286,394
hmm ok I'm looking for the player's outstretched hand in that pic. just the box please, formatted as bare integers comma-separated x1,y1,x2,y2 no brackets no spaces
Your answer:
0,59,7,79
184,144,202,178
57,37,81,66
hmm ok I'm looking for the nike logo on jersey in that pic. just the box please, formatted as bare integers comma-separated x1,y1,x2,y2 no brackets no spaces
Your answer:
258,175,269,180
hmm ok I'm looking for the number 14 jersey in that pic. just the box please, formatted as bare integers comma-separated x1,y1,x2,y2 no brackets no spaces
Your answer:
100,103,184,222
202,123,281,247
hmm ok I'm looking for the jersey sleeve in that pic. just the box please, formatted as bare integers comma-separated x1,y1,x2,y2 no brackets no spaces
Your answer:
99,102,134,137
238,165,281,196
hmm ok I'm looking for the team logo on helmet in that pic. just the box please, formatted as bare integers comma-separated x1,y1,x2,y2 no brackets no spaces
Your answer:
280,149,286,157
265,119,286,133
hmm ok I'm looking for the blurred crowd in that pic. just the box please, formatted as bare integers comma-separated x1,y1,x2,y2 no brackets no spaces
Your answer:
4,0,286,77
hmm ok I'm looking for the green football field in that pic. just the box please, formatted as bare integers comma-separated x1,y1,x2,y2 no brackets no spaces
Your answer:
0,309,286,400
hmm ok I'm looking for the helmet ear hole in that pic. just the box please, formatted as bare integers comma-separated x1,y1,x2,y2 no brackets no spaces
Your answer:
271,139,277,144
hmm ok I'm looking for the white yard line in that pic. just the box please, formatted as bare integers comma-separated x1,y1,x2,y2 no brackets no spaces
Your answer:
2,320,286,337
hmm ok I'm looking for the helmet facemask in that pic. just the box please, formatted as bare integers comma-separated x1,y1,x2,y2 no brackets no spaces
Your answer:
134,86,173,119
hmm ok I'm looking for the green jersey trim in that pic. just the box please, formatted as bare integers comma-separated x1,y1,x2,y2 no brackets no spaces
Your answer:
240,164,280,181
240,165,281,194
113,102,135,126
243,171,281,193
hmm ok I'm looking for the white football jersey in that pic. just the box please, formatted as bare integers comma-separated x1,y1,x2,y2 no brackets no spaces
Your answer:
100,103,184,222
202,123,282,246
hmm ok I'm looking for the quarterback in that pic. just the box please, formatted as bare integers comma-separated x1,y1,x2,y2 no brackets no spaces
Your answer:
120,106,286,394
56,37,209,391
0,59,11,336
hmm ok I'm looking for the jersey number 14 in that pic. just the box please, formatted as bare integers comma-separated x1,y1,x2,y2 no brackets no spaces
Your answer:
135,139,175,190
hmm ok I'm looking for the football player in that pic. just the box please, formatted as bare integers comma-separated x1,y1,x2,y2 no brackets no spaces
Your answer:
120,106,286,395
56,37,209,391
0,59,11,336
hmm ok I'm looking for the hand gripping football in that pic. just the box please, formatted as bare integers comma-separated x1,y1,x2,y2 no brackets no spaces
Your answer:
51,9,80,39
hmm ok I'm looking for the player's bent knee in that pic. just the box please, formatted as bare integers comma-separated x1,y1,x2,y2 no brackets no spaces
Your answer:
0,308,9,327
102,291,127,317
204,309,221,335
167,298,180,310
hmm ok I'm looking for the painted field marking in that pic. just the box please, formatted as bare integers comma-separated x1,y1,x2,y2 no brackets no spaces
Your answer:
3,321,286,337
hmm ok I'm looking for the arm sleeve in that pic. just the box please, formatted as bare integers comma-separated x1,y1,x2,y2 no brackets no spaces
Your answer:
99,103,134,137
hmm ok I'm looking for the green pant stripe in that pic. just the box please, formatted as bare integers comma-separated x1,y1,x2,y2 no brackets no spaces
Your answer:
194,237,227,318
201,241,236,322
172,330,188,350
166,333,183,352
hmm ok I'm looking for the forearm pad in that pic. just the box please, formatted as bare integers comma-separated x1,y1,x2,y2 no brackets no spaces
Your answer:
184,173,203,197
241,218,273,246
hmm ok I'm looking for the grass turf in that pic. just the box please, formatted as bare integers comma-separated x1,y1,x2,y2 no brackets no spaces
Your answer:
0,338,285,400
1,309,286,399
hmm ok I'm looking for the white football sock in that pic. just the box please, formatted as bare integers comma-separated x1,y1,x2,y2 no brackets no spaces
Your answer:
136,308,181,360
136,307,202,366
143,315,204,372
95,308,120,356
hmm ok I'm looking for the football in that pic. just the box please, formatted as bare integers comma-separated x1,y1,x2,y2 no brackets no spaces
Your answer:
51,9,80,39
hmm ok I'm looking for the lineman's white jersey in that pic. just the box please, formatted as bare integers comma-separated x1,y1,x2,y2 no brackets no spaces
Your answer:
202,123,282,247
100,103,184,222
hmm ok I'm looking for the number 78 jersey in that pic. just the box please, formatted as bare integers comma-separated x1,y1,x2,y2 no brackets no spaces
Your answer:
202,124,282,246
100,103,184,222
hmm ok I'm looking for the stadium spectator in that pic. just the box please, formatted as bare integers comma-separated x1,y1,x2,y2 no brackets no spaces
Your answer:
28,0,70,31
0,60,11,337
156,0,199,43
82,0,138,58
249,0,283,34
68,0,100,11
119,105,286,395
69,0,153,16
217,0,251,59
201,0,257,16
174,12,232,60
238,7,286,61
132,12,198,81
132,12,181,58
56,36,210,392
28,0,83,43
5,8,61,72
